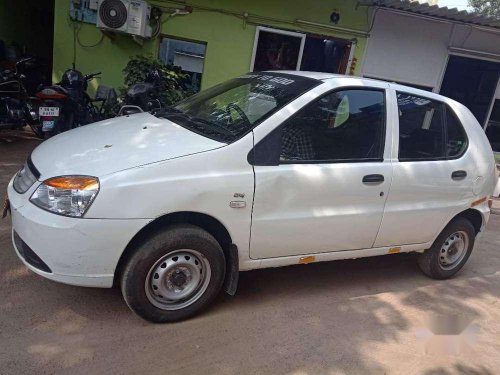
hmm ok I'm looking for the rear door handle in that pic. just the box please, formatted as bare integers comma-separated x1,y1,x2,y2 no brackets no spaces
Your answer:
363,174,385,184
451,170,467,180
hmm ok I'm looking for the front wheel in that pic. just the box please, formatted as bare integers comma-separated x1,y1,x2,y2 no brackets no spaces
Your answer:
121,224,226,323
417,217,476,279
28,123,44,139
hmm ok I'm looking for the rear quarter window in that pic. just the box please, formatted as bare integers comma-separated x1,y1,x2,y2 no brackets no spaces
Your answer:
445,106,468,158
397,92,468,161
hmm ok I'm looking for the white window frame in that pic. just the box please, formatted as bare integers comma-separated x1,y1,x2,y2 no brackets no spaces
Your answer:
249,26,306,72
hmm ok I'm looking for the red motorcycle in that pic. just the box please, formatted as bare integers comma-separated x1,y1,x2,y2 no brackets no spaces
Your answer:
36,69,116,138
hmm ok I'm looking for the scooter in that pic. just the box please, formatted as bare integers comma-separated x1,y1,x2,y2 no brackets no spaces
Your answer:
0,57,42,137
119,68,163,115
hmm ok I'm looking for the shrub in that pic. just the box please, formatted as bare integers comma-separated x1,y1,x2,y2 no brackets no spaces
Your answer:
122,55,190,106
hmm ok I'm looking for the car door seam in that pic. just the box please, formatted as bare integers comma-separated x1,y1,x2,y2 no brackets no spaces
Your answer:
248,130,258,260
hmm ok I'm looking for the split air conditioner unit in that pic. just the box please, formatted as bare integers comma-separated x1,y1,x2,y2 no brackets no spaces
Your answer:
96,0,152,39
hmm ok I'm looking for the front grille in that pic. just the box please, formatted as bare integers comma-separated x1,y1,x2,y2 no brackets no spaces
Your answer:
13,231,52,273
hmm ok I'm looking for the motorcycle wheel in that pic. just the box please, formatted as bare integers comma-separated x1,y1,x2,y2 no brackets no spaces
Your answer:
28,122,44,139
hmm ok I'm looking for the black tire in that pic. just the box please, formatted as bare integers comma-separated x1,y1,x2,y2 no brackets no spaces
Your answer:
43,131,55,139
28,123,44,139
417,217,476,279
121,224,226,323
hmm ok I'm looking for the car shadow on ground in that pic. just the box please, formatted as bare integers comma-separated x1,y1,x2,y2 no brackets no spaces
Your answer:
2,229,499,374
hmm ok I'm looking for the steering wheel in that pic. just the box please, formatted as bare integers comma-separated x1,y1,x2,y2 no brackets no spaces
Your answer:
226,103,250,126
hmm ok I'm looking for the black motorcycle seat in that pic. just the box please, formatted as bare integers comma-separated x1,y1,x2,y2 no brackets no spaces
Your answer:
127,82,155,97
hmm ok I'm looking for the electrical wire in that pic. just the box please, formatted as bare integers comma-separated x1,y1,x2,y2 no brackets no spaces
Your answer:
73,19,77,69
365,5,378,34
76,24,105,48
151,18,162,38
154,1,369,37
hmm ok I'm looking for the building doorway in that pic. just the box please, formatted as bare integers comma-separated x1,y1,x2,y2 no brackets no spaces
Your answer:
484,81,500,153
440,55,500,127
0,0,54,90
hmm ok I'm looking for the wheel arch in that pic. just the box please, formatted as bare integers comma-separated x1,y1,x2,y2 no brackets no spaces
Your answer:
113,211,238,292
452,208,484,234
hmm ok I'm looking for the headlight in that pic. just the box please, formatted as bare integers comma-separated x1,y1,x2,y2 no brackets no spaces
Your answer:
13,162,38,194
30,176,99,217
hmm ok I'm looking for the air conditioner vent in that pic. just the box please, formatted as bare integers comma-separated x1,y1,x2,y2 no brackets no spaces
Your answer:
99,0,128,29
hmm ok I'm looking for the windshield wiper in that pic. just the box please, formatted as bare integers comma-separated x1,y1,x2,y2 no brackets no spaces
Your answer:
152,106,183,117
189,117,235,137
161,112,234,141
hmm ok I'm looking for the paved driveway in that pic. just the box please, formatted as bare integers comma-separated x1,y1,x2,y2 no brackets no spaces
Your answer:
1,129,500,374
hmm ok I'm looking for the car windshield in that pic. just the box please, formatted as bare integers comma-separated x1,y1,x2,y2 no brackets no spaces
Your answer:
154,73,319,143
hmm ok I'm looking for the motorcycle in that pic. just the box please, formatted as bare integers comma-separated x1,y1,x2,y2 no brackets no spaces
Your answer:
119,68,163,115
36,69,117,138
0,57,42,137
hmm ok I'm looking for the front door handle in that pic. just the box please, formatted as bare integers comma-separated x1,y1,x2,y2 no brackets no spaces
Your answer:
363,174,385,184
451,170,467,180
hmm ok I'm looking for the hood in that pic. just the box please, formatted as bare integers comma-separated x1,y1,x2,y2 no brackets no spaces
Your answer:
31,112,225,178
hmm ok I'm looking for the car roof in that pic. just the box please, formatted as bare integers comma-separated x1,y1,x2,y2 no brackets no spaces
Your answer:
266,70,461,107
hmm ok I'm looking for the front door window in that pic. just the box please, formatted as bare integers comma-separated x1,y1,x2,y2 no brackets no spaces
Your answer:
278,89,386,162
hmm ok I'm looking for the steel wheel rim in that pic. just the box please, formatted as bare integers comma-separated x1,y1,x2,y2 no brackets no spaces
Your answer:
439,231,469,270
145,249,211,311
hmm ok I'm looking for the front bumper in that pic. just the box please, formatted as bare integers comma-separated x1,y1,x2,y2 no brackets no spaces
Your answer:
7,178,150,288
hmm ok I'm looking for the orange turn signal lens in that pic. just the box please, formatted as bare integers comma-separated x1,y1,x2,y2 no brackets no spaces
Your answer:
44,176,99,190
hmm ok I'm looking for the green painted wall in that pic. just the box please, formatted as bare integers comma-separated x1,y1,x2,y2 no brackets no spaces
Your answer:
53,0,371,93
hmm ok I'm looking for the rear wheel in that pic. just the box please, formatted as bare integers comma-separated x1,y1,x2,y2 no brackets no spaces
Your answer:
417,217,476,279
121,224,226,323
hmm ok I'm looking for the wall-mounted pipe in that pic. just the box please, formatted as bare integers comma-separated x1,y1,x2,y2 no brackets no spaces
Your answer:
153,0,370,38
294,19,369,37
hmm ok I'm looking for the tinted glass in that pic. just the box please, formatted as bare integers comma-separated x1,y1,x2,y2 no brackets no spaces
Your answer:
279,89,386,162
160,73,319,143
397,93,445,160
445,107,468,158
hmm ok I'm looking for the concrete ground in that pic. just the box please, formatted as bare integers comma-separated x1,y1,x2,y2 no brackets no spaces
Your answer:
1,128,500,375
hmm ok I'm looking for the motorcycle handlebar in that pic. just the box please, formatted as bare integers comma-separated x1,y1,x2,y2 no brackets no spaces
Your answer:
14,57,34,74
85,72,102,80
15,57,34,67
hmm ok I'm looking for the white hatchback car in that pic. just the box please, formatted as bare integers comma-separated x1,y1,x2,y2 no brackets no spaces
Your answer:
7,72,496,322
